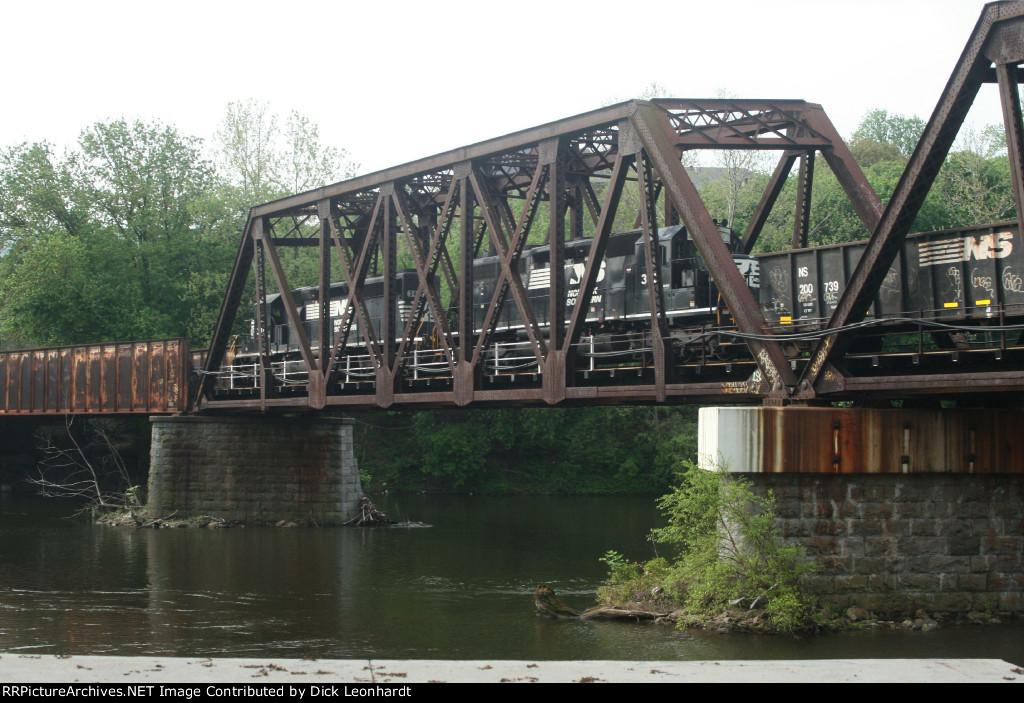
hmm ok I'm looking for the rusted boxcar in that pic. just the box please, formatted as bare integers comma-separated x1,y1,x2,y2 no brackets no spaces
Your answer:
0,338,190,415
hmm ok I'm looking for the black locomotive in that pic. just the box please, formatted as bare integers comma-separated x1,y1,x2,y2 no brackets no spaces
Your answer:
243,222,758,360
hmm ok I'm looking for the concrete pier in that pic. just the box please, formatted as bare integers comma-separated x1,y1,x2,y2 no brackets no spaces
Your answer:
148,416,362,525
697,407,1024,617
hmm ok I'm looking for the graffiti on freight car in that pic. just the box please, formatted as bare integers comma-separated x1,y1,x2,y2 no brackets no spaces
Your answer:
972,269,996,299
1004,267,1024,294
768,266,788,293
880,269,901,303
947,266,963,303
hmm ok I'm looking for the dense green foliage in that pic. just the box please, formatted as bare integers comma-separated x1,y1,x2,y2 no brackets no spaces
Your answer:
0,104,355,348
352,405,697,494
651,463,817,630
598,463,818,632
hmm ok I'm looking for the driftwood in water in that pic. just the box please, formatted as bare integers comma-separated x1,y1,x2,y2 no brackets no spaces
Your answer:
343,496,394,526
534,585,667,621
579,606,668,621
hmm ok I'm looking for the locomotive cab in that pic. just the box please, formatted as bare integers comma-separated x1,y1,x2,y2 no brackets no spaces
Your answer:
630,223,758,325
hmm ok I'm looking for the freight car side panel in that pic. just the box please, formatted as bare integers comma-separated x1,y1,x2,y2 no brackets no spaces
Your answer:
758,223,1024,325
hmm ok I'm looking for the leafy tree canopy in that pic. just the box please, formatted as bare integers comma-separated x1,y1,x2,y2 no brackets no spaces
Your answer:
850,108,926,157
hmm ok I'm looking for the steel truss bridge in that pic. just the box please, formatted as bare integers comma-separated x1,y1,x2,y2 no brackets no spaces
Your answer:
4,3,1024,419
188,1,1024,413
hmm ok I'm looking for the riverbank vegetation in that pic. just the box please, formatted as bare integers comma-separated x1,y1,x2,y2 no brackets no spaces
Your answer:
594,462,819,632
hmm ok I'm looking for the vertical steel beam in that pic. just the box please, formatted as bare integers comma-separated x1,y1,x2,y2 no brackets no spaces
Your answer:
792,152,815,249
317,200,332,380
377,184,397,407
541,138,567,403
457,166,474,362
454,163,475,405
545,138,567,353
251,238,269,410
636,151,671,401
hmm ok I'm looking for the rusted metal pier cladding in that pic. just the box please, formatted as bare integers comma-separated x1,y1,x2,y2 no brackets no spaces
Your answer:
700,406,1024,474
197,2,1024,412
0,339,189,415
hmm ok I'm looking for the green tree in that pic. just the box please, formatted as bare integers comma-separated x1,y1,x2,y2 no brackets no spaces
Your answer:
215,99,359,204
0,120,223,346
933,123,1015,226
850,108,926,158
649,463,817,631
214,100,361,291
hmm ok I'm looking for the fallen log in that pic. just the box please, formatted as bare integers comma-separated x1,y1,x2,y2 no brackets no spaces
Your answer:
534,585,667,621
579,606,668,621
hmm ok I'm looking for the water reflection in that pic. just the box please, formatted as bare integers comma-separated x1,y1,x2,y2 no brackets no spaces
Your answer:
0,493,1021,665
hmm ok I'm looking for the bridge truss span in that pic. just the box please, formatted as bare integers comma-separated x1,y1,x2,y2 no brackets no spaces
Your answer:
197,3,1024,412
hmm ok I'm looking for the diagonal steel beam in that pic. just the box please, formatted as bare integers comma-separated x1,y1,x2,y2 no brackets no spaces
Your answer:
796,2,1024,398
802,110,884,234
743,151,799,253
390,188,457,377
469,165,548,366
631,102,796,398
325,193,384,376
564,150,632,350
997,61,1024,234
257,219,318,390
196,217,255,409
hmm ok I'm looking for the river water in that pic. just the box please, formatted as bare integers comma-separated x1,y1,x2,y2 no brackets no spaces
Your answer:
0,493,1021,665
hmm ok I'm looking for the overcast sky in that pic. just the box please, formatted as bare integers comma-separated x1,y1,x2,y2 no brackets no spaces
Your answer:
0,0,1009,177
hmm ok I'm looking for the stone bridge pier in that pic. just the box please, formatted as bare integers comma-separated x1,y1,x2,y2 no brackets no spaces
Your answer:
699,406,1024,616
148,416,362,525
